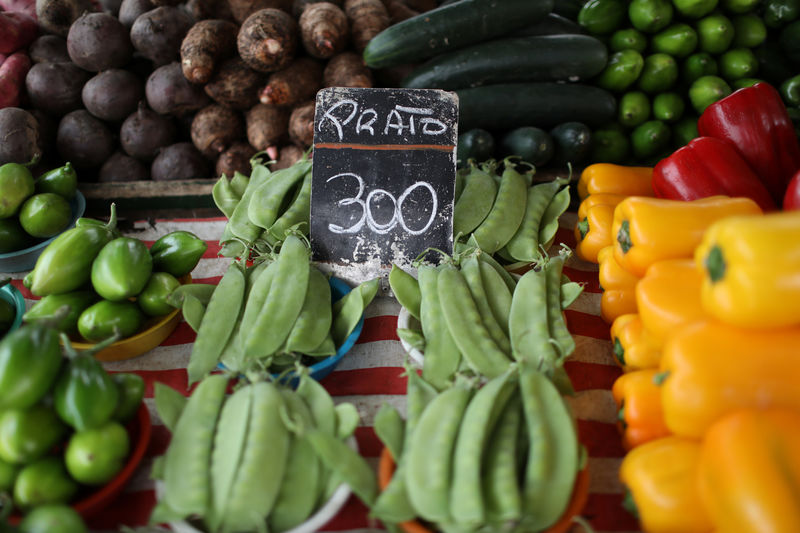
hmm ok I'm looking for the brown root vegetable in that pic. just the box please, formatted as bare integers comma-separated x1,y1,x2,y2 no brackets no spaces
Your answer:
28,35,71,63
66,12,133,71
186,0,235,20
323,51,372,87
215,140,256,177
99,151,150,181
237,8,298,73
190,104,243,158
0,52,31,110
151,142,210,180
259,56,322,107
271,143,303,169
228,0,290,24
146,61,211,115
298,2,348,59
36,0,97,37
120,102,177,160
0,107,41,165
25,61,92,116
118,0,153,27
57,109,116,168
288,100,314,148
82,69,144,122
292,0,341,17
344,0,389,52
385,0,416,23
180,19,239,84
204,57,264,110
131,6,195,67
246,102,288,150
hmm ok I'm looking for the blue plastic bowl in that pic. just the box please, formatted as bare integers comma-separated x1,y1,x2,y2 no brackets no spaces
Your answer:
0,190,86,273
0,282,26,336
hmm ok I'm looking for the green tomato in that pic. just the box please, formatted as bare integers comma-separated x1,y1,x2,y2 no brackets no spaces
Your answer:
0,217,32,253
13,457,78,512
19,193,72,239
689,75,733,114
35,163,78,200
111,373,145,423
0,456,19,492
18,504,88,533
732,14,767,48
0,163,35,219
91,237,153,301
719,48,759,81
696,14,735,54
64,421,130,485
77,299,144,342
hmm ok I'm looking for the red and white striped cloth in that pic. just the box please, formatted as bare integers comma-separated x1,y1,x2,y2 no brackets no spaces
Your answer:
3,213,641,533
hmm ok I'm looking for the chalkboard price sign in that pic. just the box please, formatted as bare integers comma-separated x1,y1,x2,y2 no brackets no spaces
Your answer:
310,87,458,283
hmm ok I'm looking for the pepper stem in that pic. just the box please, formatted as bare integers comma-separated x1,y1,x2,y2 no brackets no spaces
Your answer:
617,405,627,428
617,220,633,254
704,244,726,283
622,490,640,520
105,202,118,231
652,371,670,386
577,218,589,240
613,337,626,366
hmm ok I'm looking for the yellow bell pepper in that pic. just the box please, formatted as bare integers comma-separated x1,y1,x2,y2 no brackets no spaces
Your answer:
695,209,800,328
659,318,800,438
636,259,708,347
577,193,628,220
612,195,763,277
575,203,615,263
577,163,654,200
609,313,661,370
698,408,800,533
598,245,640,292
601,288,637,324
612,369,670,450
619,436,713,533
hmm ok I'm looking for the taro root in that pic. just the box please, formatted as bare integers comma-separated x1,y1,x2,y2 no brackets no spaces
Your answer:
237,8,298,73
323,50,372,87
66,12,133,71
28,35,71,63
180,19,239,84
245,102,289,151
203,57,265,110
259,56,322,107
56,110,116,168
215,141,256,177
25,61,92,116
344,0,389,52
130,6,195,67
99,151,150,181
271,143,303,169
151,142,210,180
190,104,244,159
146,62,211,115
228,0,291,24
82,69,144,122
288,100,314,148
120,102,178,160
298,2,348,59
0,107,41,165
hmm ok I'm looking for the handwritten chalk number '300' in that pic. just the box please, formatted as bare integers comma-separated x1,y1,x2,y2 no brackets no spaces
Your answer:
326,172,438,236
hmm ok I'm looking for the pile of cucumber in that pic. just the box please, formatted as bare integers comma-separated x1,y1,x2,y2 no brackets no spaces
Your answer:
577,0,800,164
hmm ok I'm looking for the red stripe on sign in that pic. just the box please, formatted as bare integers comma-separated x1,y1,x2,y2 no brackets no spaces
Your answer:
318,496,376,531
565,310,610,340
562,266,601,293
577,420,626,458
85,488,156,529
354,426,382,458
322,367,408,396
161,321,197,346
356,316,400,344
565,360,622,392
582,493,641,531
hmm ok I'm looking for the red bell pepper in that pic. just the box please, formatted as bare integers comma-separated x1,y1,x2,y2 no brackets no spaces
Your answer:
784,169,800,210
652,136,777,212
697,82,800,205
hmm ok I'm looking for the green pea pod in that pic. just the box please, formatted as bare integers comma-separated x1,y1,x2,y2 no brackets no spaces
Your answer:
388,264,421,320
0,404,68,465
461,255,511,355
471,159,530,253
546,253,575,360
167,283,217,308
539,185,572,250
483,392,523,525
561,280,584,310
35,162,78,199
417,266,461,391
230,171,249,197
396,328,425,353
53,349,120,431
510,261,558,371
453,161,498,238
22,290,98,334
305,428,378,507
248,158,312,230
150,231,208,278
212,174,241,218
304,334,336,357
153,382,187,433
504,180,562,262
77,300,144,342
91,237,153,301
268,170,312,241
25,204,118,297
334,402,360,440
229,163,273,244
284,266,332,354
0,322,63,410
181,293,206,333
373,403,405,462
111,373,145,423
331,277,379,347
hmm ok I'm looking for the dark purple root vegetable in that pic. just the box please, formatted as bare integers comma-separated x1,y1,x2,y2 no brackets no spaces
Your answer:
0,107,41,165
130,6,195,67
190,104,244,159
36,0,98,37
237,8,298,73
99,151,150,181
146,62,211,115
229,0,290,24
215,141,256,177
28,35,71,63
28,109,58,156
151,142,210,180
82,69,144,122
66,12,134,71
99,0,123,15
288,100,314,147
186,0,235,20
57,109,116,168
118,0,154,27
25,61,92,116
204,57,265,110
120,102,177,160
245,103,289,150
180,19,239,84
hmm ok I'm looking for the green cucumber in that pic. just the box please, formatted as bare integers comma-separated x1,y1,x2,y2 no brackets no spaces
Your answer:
457,83,617,132
363,0,553,69
402,35,608,90
553,0,590,20
512,13,586,37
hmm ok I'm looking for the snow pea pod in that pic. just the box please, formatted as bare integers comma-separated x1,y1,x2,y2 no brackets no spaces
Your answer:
373,403,405,461
461,255,511,355
268,170,312,241
418,266,461,391
389,264,421,320
471,161,529,253
284,266,332,354
248,159,312,230
546,253,575,359
153,383,187,433
305,428,378,507
504,180,562,262
483,392,523,525
229,163,272,244
331,277,379,347
180,293,205,333
453,161,498,237
510,263,557,370
538,184,571,250
211,174,241,218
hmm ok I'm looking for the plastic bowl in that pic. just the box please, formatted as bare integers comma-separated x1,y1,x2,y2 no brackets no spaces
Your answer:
377,446,590,533
165,437,357,533
396,306,423,366
0,282,26,335
8,402,152,524
0,190,86,273
68,275,191,362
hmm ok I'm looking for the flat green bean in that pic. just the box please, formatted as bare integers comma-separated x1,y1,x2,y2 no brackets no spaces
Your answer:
471,163,529,254
538,185,571,250
331,277,379,347
545,254,575,360
504,181,561,262
482,392,523,525
389,264,421,320
285,266,332,354
418,266,461,391
453,162,498,238
509,263,557,371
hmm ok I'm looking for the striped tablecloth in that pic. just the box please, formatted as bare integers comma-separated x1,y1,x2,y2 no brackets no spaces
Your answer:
3,212,640,533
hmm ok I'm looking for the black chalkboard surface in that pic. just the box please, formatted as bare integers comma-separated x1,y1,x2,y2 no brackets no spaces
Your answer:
310,87,458,283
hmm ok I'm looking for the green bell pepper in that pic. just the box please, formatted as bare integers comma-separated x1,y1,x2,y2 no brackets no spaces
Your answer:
35,162,78,200
150,231,207,278
111,373,145,423
22,290,98,334
91,237,153,301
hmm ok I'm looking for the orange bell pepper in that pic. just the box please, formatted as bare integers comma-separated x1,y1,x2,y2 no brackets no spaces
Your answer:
574,203,615,263
659,318,800,438
609,313,661,370
695,209,800,328
601,288,637,324
619,435,713,533
598,245,640,292
577,164,654,200
577,193,628,220
636,259,708,347
698,408,800,533
611,195,763,277
612,369,670,450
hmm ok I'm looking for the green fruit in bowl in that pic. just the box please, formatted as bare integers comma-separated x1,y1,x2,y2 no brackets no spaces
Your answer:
0,163,35,219
35,162,78,200
12,457,78,511
18,504,88,533
65,421,130,485
0,218,32,253
18,193,72,239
